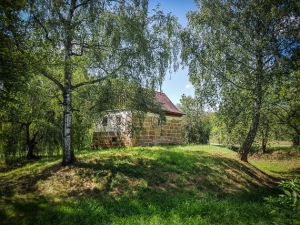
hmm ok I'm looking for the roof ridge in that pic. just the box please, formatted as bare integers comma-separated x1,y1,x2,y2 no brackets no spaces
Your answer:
154,92,184,116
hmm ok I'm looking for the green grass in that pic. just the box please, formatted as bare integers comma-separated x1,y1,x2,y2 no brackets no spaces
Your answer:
0,145,299,224
249,146,300,178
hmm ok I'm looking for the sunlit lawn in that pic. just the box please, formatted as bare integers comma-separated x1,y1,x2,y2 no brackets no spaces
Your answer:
249,146,300,179
0,145,299,224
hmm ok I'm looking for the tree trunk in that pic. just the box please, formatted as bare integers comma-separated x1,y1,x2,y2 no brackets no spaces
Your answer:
61,14,75,166
25,122,38,159
61,44,75,165
261,129,268,154
261,112,270,154
62,87,75,166
240,49,263,162
240,109,261,162
27,140,37,159
26,123,34,159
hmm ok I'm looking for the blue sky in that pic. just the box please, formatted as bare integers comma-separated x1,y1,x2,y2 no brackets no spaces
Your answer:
149,0,198,105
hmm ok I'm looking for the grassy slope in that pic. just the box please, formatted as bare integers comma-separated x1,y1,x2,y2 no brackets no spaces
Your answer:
249,146,300,179
0,145,299,225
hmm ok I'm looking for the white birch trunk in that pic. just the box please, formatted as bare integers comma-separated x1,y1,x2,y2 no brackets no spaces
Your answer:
240,49,263,162
62,11,75,165
62,87,75,165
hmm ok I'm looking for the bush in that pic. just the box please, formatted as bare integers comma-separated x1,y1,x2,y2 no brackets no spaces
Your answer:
264,178,300,225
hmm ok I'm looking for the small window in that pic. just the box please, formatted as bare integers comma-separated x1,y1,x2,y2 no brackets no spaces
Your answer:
102,117,108,126
112,137,118,142
116,115,121,125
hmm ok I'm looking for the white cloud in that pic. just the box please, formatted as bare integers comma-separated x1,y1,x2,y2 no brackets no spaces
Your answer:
185,84,191,89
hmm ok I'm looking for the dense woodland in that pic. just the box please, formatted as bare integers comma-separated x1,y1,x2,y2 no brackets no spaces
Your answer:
0,0,299,165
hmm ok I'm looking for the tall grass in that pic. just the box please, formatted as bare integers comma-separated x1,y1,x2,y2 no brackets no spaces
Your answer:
0,145,298,224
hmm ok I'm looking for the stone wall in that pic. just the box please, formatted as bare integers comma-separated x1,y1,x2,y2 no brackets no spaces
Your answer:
93,131,132,149
134,115,183,146
93,113,183,148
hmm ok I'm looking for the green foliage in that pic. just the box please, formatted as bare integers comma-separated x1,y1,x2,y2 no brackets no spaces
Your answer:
0,77,62,162
210,108,250,147
265,179,300,225
88,78,164,116
35,119,62,156
273,51,300,142
179,95,211,144
0,0,31,107
182,0,300,160
0,123,24,164
211,102,294,150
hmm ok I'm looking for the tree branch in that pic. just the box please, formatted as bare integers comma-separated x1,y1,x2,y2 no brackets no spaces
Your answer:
71,46,84,56
211,66,253,91
41,70,64,91
74,0,91,10
72,76,108,89
72,56,131,90
54,94,64,105
32,14,53,42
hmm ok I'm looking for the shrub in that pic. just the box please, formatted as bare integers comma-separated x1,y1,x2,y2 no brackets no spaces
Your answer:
264,178,300,225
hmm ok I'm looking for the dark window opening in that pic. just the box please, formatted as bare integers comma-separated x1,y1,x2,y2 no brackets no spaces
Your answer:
102,117,108,126
112,137,118,142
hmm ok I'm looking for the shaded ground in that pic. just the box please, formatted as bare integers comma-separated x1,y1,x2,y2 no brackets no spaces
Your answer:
0,145,297,224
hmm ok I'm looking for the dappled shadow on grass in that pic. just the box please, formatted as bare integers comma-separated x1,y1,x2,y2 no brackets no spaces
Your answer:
0,148,280,224
65,149,278,199
0,157,41,173
0,155,61,173
267,167,300,179
1,196,49,225
0,162,61,198
0,160,62,224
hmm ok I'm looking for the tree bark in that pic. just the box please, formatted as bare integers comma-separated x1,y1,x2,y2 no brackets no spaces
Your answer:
61,0,76,166
240,49,263,162
61,87,75,165
261,129,268,154
24,122,38,159
61,45,75,165
262,142,267,154
240,107,261,162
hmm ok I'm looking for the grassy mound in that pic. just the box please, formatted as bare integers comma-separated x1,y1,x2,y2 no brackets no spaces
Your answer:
0,145,299,224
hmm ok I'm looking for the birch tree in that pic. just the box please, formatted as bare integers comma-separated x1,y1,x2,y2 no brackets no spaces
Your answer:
28,0,180,165
181,0,299,162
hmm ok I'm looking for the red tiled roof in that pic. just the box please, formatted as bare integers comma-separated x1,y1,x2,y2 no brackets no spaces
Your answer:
155,92,184,116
